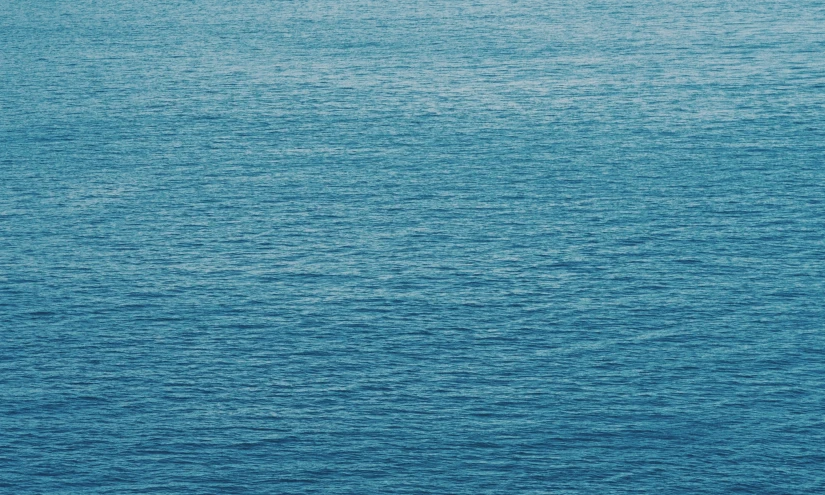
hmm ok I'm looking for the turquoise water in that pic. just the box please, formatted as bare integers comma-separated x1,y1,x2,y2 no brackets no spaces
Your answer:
2,1,825,493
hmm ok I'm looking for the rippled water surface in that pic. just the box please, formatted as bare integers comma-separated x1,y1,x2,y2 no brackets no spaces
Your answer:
2,1,825,493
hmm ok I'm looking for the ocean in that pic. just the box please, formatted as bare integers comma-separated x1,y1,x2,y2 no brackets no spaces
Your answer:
2,0,824,493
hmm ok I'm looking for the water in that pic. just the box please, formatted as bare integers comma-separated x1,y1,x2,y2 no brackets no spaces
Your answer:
2,1,825,493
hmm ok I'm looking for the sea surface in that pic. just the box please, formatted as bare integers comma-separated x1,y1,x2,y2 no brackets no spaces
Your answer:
2,1,825,493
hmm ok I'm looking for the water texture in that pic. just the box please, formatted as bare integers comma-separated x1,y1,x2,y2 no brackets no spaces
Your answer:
2,1,825,493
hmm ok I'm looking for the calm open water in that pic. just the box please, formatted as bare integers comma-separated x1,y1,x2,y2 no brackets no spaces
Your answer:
2,1,825,493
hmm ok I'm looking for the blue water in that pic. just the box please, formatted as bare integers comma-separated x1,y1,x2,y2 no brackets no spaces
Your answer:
2,1,825,493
